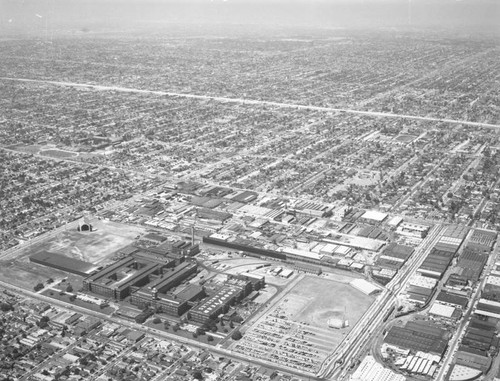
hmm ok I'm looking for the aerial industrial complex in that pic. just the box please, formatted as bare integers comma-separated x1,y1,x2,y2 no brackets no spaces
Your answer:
1,2,500,381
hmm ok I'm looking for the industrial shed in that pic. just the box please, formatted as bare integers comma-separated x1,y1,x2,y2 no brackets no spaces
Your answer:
350,279,381,296
30,251,97,276
436,291,468,309
384,321,448,357
429,303,458,319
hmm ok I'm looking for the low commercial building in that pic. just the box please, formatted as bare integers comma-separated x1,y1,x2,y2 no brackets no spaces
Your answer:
429,303,460,320
384,321,448,357
466,229,497,253
291,200,331,218
397,222,430,238
435,290,468,309
418,248,456,279
455,248,488,282
351,355,406,381
291,262,322,275
449,364,482,381
455,346,491,372
474,299,500,319
350,279,381,296
359,210,388,224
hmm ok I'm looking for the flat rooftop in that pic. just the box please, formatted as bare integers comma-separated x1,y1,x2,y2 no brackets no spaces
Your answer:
30,251,97,275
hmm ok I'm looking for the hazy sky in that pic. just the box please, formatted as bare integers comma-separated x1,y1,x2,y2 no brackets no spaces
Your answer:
1,0,499,35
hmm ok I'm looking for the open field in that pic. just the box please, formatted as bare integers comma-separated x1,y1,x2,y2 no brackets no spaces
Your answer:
0,258,67,290
14,219,145,265
39,149,78,158
0,219,145,290
230,275,375,374
285,276,375,331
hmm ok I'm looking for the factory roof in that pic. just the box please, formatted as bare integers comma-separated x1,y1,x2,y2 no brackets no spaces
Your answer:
30,250,97,276
436,291,468,309
350,279,381,296
429,303,456,318
360,210,388,222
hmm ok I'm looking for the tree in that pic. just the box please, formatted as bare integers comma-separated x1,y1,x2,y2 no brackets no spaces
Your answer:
34,283,44,292
66,284,73,293
207,335,214,342
153,317,161,324
0,303,13,312
231,315,244,323
37,316,50,328
231,330,243,341
192,370,203,380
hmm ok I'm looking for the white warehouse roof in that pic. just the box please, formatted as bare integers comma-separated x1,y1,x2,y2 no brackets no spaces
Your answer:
361,210,388,222
350,279,382,296
429,303,456,318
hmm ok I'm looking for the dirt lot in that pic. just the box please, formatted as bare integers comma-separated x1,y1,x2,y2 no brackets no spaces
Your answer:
15,219,145,264
283,276,374,340
0,219,145,290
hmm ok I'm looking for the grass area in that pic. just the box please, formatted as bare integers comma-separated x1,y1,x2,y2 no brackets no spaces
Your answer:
0,258,67,290
39,149,78,158
8,144,42,154
395,134,418,143
51,275,85,292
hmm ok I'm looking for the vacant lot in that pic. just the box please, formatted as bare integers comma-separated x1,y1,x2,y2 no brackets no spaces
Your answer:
20,219,145,264
0,219,145,290
0,258,67,290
